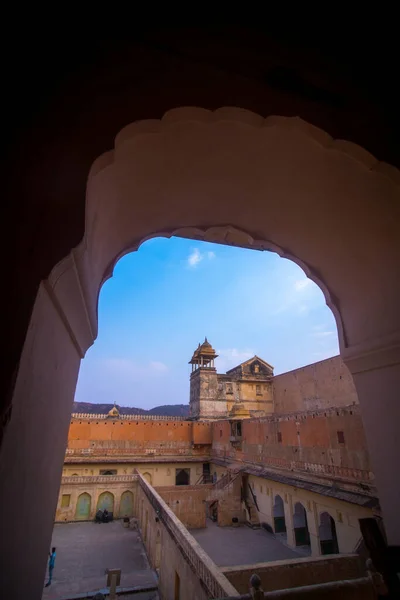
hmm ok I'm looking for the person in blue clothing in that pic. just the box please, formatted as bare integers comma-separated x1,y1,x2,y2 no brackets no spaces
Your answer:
45,547,56,587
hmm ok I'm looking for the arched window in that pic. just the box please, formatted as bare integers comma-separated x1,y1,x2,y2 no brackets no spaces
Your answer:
75,493,91,520
175,468,190,486
293,502,310,547
96,491,114,514
120,490,134,518
319,512,339,554
273,495,286,535
142,472,153,485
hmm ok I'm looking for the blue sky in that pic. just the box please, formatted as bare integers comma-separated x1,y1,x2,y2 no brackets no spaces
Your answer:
75,237,339,409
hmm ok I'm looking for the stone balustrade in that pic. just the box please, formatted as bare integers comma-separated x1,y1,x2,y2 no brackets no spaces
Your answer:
61,474,138,485
71,413,186,421
215,575,375,598
211,449,373,483
253,405,361,424
137,471,238,599
65,446,206,457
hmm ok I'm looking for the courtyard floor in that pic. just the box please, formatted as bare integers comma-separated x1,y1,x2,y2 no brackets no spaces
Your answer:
42,521,158,599
191,519,303,567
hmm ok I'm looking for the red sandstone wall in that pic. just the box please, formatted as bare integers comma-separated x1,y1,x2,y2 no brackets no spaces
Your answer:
69,419,194,443
273,356,358,413
211,406,372,482
192,422,213,445
156,485,213,528
67,419,210,458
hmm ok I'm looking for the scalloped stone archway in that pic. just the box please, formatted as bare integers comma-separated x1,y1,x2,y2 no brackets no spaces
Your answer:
1,107,399,598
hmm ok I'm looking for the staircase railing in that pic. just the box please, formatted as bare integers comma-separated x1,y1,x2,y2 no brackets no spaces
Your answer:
195,473,213,485
248,481,260,512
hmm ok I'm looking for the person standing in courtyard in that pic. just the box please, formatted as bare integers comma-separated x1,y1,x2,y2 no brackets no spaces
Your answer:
45,547,56,587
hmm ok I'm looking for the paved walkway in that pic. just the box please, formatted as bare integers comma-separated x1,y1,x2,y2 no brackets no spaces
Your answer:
191,519,301,567
42,521,157,599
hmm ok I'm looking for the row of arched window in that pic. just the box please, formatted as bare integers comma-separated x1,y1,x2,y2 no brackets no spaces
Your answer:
74,490,134,520
272,495,339,555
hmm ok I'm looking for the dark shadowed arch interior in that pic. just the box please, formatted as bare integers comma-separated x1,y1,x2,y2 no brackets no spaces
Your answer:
293,502,310,547
176,468,190,486
319,512,339,555
273,495,286,535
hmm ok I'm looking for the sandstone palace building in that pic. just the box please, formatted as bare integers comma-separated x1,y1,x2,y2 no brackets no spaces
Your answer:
55,339,382,598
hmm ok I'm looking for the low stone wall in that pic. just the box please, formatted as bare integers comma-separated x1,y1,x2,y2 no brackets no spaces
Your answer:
156,484,213,529
136,472,238,599
218,577,376,599
221,553,365,594
216,472,244,527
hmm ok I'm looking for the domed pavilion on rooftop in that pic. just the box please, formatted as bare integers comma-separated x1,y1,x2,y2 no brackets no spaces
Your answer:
189,338,218,372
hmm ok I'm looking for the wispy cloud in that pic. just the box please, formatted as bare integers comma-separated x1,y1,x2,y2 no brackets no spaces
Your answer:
312,331,335,337
216,348,255,372
294,278,312,291
150,361,168,373
310,324,335,338
187,248,216,268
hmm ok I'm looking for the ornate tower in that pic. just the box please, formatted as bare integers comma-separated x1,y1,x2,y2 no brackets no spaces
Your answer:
189,338,227,419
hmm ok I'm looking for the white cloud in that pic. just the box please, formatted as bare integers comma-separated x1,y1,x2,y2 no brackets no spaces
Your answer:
310,324,336,338
216,348,255,372
150,361,168,373
312,331,335,337
188,248,203,267
187,248,216,268
103,358,137,374
294,278,312,291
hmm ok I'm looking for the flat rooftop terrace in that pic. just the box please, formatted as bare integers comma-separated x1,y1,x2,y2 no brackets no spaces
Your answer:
191,519,305,567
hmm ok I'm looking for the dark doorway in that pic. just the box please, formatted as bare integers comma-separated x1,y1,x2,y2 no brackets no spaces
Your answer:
203,463,211,483
319,512,339,554
175,468,190,486
209,500,218,522
273,495,287,534
293,502,311,546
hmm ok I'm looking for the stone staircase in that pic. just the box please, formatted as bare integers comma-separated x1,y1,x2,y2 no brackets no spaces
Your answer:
194,472,213,485
243,482,261,529
207,470,242,501
243,496,260,529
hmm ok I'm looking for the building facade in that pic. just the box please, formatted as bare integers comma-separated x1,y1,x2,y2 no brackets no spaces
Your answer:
189,339,358,420
54,344,381,582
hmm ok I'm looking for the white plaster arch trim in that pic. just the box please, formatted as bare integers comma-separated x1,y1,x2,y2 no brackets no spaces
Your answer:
99,224,344,349
89,106,400,186
47,106,400,361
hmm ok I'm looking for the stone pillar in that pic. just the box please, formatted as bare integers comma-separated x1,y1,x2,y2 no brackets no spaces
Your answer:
344,344,400,545
0,282,85,598
308,502,321,556
114,493,121,519
284,493,295,547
